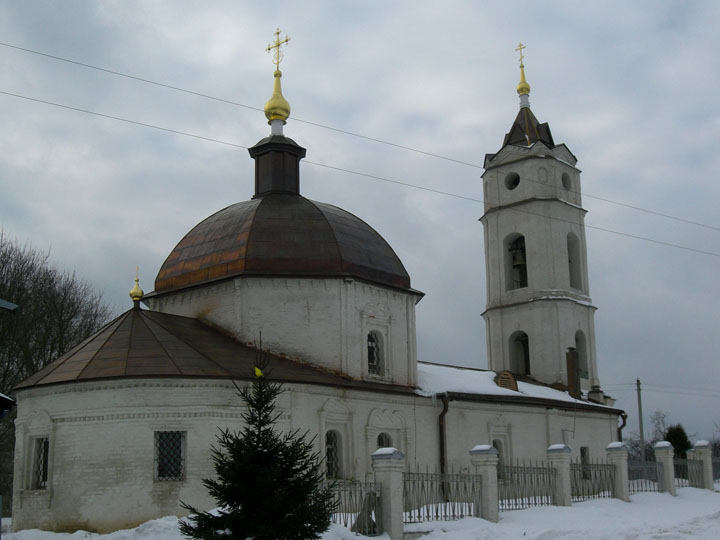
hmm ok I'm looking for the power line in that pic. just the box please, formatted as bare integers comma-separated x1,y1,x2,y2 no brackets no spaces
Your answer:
2,40,719,232
2,88,720,260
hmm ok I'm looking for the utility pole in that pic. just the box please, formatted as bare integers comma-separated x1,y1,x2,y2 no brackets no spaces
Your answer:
637,378,645,461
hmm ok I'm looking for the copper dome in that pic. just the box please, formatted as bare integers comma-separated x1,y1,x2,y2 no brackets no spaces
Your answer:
154,193,412,293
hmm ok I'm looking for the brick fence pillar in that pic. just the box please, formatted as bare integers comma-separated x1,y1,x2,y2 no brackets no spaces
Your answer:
606,442,630,502
469,444,499,523
654,441,676,496
371,448,405,540
547,444,572,507
693,440,715,490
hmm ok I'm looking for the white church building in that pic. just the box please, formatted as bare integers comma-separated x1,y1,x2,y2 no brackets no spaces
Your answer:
11,45,623,532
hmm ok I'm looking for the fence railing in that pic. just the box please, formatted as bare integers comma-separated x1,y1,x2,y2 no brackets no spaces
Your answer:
402,471,481,523
498,462,556,511
712,458,720,481
571,460,615,501
328,480,380,536
673,459,703,488
628,460,663,494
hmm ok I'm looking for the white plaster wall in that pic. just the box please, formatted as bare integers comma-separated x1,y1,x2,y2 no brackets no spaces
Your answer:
12,378,619,532
145,277,418,387
484,299,599,388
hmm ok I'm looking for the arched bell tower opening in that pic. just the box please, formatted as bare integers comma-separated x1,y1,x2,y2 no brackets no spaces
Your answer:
504,234,528,290
508,331,530,375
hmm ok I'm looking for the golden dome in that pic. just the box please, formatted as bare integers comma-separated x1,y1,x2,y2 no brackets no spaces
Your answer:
264,69,291,123
515,42,531,96
517,64,531,96
129,268,144,303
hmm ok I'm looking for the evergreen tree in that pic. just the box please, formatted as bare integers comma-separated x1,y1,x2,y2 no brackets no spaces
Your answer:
665,424,692,459
180,353,335,540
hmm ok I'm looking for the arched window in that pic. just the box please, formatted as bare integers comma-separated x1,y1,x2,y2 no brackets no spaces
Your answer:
575,330,589,379
493,439,506,480
367,331,383,376
505,234,528,290
567,233,582,290
377,432,393,449
509,331,530,375
325,430,342,479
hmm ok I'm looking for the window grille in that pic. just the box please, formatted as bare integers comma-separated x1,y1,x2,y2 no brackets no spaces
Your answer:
326,431,341,479
154,431,185,481
377,432,392,449
367,333,381,375
33,437,49,489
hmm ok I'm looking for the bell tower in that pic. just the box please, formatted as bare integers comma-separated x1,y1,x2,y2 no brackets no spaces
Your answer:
481,45,602,396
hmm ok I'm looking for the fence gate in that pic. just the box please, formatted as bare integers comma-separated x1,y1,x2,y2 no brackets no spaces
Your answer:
498,461,555,511
570,459,615,501
402,470,481,523
628,460,663,494
329,480,380,536
673,459,703,488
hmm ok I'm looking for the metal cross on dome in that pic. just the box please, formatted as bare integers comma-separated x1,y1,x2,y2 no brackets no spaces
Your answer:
515,42,526,65
266,28,290,70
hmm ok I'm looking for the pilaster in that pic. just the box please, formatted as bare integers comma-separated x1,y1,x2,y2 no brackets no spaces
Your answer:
654,441,676,496
606,442,630,502
546,444,572,506
371,448,405,540
469,445,499,523
693,440,715,491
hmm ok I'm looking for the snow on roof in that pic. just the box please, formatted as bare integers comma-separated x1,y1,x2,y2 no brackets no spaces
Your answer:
416,362,609,407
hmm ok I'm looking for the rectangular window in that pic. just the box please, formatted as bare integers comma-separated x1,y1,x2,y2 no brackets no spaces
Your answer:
154,431,185,481
580,446,591,480
33,437,49,489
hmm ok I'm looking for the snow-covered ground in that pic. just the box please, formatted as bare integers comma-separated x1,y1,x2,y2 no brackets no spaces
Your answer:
3,486,720,540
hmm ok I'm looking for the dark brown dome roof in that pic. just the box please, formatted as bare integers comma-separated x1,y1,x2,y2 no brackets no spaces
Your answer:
154,193,412,293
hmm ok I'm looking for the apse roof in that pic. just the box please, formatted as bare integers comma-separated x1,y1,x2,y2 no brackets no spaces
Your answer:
13,307,413,394
153,193,415,294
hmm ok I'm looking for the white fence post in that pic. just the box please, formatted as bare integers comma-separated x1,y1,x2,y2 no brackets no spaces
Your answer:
693,440,715,490
469,444,499,523
654,441,676,496
371,448,405,540
606,442,630,502
547,444,572,507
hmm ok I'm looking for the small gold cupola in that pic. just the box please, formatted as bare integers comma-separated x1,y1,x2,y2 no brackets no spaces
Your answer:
515,42,531,108
264,28,291,130
129,266,144,306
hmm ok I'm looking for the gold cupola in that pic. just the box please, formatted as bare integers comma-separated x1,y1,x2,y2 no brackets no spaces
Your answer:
129,266,144,304
516,42,531,96
264,29,291,124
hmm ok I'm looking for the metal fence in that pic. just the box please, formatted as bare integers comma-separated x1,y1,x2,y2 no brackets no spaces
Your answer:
570,460,615,501
674,459,703,488
498,461,556,511
712,459,720,481
329,480,380,536
402,470,481,523
628,460,663,494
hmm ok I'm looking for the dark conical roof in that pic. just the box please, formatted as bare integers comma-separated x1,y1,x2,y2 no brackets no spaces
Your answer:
503,106,555,148
14,308,415,391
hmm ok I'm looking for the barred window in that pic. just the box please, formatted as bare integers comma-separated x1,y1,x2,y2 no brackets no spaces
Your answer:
325,430,341,479
33,437,49,489
154,431,185,481
367,332,383,376
377,432,392,449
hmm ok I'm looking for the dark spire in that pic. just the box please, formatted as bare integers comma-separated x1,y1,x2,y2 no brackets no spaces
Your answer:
502,107,555,147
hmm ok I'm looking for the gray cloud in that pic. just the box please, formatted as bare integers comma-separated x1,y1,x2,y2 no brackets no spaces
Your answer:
1,1,719,439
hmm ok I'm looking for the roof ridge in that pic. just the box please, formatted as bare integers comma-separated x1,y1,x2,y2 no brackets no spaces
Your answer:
76,310,133,380
141,311,234,377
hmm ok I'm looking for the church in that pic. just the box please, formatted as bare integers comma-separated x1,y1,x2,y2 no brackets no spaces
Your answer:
11,38,622,533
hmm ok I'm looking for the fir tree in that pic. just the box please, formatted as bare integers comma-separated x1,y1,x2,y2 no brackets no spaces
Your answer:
180,352,335,540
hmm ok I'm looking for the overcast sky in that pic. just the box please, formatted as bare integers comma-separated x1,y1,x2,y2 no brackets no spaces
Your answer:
1,1,719,440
